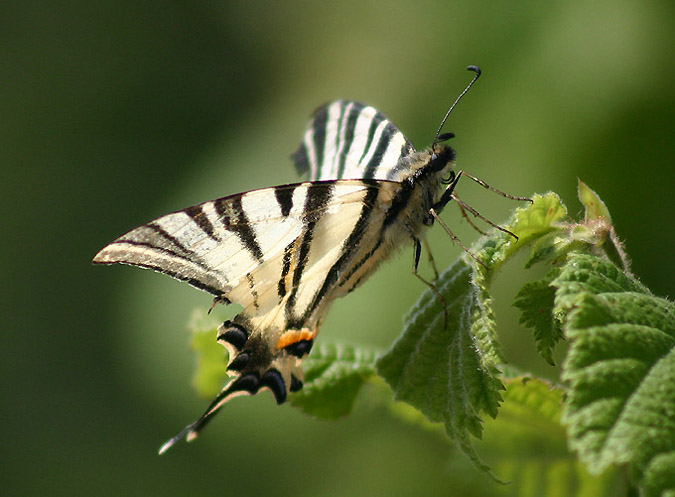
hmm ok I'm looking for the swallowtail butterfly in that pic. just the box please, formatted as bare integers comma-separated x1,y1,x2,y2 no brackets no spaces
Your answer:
93,66,529,453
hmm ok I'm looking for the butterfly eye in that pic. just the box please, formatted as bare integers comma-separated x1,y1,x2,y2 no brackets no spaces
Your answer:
441,171,456,185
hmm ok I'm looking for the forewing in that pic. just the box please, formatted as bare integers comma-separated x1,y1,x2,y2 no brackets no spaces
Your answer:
93,180,399,316
293,100,415,181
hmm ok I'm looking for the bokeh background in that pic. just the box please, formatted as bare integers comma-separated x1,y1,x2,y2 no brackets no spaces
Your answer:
3,1,673,496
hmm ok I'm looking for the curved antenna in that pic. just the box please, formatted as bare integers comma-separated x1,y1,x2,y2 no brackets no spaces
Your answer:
432,65,482,149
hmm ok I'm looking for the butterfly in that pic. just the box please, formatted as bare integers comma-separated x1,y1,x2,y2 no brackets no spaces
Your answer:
93,66,528,453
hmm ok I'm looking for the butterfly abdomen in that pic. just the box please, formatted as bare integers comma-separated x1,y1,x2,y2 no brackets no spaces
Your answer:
217,317,307,401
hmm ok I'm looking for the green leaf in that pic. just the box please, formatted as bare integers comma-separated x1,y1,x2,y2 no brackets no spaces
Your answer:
470,192,568,273
513,270,563,365
553,252,648,315
505,192,568,244
376,257,503,475
386,374,624,496
578,179,612,223
289,344,377,419
188,309,229,398
555,253,675,496
519,182,628,272
475,376,624,497
514,184,637,367
377,193,568,475
575,180,630,271
524,231,573,268
495,376,565,443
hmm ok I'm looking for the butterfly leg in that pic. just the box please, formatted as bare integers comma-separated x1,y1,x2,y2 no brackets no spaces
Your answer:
422,238,440,281
431,170,531,266
458,171,533,203
428,207,488,269
451,193,519,240
207,294,231,314
431,172,489,269
412,237,449,328
454,196,487,236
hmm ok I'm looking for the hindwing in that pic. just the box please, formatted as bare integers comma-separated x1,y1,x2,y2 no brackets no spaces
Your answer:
94,94,466,453
293,100,416,181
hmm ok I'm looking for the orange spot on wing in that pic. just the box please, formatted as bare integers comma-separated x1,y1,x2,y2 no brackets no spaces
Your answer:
276,329,317,349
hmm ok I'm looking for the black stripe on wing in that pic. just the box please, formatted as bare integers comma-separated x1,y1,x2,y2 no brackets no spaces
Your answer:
363,121,398,180
357,109,384,167
383,177,414,228
309,104,329,177
336,103,363,179
111,238,213,273
278,242,294,298
333,177,414,294
122,261,223,296
285,182,335,315
146,221,195,257
299,180,382,322
184,205,219,242
214,196,264,261
274,184,296,217
292,142,310,178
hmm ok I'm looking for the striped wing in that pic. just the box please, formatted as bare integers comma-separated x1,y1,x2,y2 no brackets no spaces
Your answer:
95,178,409,453
293,100,415,181
96,178,408,452
93,179,400,321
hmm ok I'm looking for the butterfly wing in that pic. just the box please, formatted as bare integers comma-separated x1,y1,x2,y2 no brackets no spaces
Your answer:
94,180,398,318
293,100,416,181
95,179,404,451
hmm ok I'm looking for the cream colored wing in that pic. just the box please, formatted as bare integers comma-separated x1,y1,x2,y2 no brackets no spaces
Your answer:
93,179,399,321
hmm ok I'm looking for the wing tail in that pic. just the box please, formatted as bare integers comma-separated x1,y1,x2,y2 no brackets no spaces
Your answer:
158,372,267,455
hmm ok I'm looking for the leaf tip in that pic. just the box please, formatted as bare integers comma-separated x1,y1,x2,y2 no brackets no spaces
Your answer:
577,179,612,223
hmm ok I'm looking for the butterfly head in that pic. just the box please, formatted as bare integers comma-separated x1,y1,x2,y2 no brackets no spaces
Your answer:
429,133,456,173
415,140,456,191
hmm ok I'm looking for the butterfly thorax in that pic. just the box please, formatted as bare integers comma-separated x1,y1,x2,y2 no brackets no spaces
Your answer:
383,144,457,233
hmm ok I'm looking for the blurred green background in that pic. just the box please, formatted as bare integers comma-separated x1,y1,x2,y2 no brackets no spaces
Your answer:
3,1,673,496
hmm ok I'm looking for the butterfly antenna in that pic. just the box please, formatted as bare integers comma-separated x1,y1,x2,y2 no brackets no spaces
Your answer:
433,65,482,149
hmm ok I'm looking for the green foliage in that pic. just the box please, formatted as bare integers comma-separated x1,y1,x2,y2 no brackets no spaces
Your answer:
513,271,563,365
479,376,623,497
188,310,228,398
376,193,567,474
189,183,674,496
384,373,624,496
289,344,377,419
555,254,675,496
375,255,504,476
